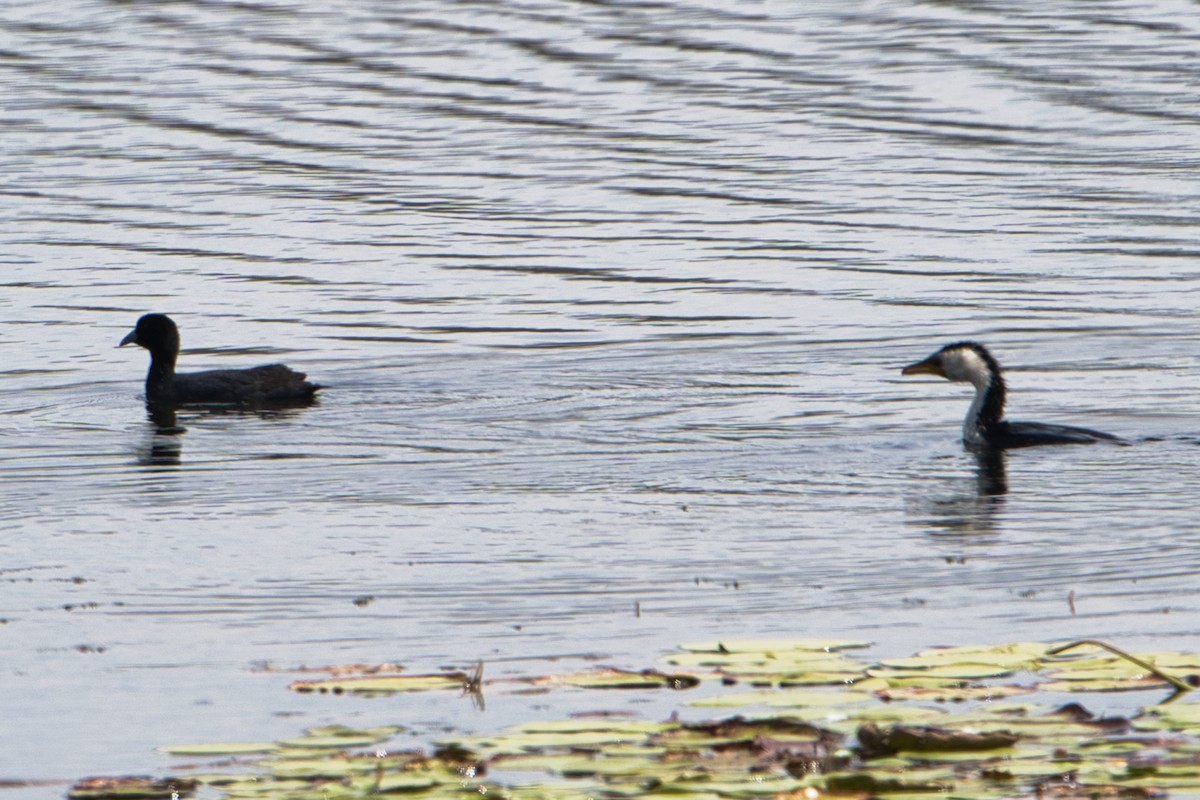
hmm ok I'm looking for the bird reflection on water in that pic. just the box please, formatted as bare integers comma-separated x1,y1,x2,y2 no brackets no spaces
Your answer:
910,450,1008,539
974,449,1008,498
135,403,185,467
133,400,320,468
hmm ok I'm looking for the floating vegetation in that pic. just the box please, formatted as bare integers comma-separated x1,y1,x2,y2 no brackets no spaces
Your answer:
289,671,472,696
68,639,1200,799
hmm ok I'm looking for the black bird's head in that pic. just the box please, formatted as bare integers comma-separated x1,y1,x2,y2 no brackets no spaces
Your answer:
119,313,181,357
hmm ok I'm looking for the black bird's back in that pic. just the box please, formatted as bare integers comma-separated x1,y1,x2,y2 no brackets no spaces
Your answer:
993,420,1121,449
170,363,320,405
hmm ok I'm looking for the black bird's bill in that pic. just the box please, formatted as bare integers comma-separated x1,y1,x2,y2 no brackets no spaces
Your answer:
118,329,139,348
901,356,945,377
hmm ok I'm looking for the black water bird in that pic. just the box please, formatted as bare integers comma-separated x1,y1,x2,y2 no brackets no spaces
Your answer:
901,341,1118,449
119,313,321,405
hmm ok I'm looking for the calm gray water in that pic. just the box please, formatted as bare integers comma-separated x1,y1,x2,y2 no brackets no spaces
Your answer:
4,0,1200,792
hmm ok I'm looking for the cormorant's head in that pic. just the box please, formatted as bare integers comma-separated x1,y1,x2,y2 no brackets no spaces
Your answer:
902,341,999,388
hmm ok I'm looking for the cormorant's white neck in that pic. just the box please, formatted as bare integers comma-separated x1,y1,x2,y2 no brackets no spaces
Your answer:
964,385,991,447
940,347,1006,447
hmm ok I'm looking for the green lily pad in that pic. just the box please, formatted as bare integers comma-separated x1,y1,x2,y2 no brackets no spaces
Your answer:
449,729,652,756
1041,677,1171,693
690,687,872,709
372,772,440,791
665,650,862,670
267,757,379,779
678,639,871,654
494,752,673,780
1044,664,1147,681
288,672,468,695
868,662,1015,681
874,683,1032,702
68,776,198,799
825,770,952,793
537,668,701,690
1140,702,1200,729
883,642,1050,668
508,719,671,735
840,705,948,726
656,777,809,797
277,735,383,749
277,725,399,749
1142,652,1200,670
71,638,1200,800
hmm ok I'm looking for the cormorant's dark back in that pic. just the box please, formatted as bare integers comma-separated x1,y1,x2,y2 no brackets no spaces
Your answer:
119,313,321,405
901,341,1118,449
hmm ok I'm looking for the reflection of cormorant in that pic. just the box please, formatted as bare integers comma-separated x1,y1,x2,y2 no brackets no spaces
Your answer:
973,449,1007,497
902,342,1119,449
119,314,321,405
910,451,1008,539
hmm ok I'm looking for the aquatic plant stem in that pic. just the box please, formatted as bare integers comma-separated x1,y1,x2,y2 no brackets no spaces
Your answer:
1047,639,1192,694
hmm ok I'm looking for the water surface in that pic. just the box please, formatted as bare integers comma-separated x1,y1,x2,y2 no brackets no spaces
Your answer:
3,0,1200,791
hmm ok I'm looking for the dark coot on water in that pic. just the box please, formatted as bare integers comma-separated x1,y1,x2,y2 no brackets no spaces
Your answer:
120,313,321,405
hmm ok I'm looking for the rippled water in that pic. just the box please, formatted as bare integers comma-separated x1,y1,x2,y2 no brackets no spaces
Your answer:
4,0,1200,791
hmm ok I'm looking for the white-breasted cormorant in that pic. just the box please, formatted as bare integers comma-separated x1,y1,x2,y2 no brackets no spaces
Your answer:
902,341,1118,449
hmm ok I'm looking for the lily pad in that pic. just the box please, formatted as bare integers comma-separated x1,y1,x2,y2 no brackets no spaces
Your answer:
449,729,653,756
690,687,873,709
508,719,671,736
874,683,1032,702
1041,676,1172,693
288,672,468,695
277,725,399,749
1140,702,1200,730
493,752,672,781
71,638,1200,800
882,642,1050,668
858,722,1020,757
267,757,380,779
524,668,701,690
868,662,1015,681
663,650,847,666
1141,652,1200,670
679,638,870,654
1044,664,1148,682
68,776,198,799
